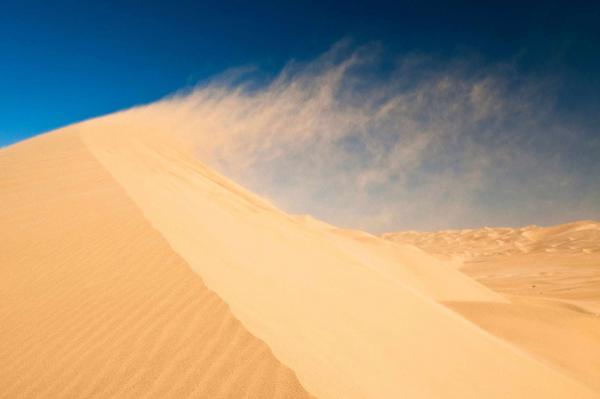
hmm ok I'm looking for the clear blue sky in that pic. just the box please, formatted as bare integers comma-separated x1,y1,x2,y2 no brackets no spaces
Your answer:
1,0,598,146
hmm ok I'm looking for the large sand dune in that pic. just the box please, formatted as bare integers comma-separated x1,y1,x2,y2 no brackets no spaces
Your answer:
1,107,599,398
0,130,312,398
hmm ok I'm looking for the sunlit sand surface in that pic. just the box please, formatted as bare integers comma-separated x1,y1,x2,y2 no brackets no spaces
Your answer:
1,106,598,398
0,130,312,398
384,222,600,392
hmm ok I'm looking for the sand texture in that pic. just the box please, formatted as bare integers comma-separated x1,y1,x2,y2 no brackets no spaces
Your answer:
0,130,312,398
1,106,599,398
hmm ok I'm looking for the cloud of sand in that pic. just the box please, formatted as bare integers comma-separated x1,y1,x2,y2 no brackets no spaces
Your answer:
131,42,600,232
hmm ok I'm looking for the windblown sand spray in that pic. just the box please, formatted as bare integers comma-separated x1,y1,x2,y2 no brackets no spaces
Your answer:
121,44,598,233
79,108,598,399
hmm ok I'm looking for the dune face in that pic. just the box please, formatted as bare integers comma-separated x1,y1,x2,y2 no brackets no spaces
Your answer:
0,130,312,398
1,108,599,398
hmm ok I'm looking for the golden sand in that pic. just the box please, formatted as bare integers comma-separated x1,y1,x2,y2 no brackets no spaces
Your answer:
0,130,311,398
385,222,600,393
1,108,598,398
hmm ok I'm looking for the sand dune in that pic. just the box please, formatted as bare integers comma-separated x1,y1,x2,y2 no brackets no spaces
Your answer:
1,106,599,398
0,130,312,398
382,221,600,261
384,223,600,392
383,222,600,312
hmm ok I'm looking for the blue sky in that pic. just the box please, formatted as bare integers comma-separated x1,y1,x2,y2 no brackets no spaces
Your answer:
2,0,598,146
1,0,599,230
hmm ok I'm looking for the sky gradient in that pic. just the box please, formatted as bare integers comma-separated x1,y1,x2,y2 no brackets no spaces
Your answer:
1,0,599,231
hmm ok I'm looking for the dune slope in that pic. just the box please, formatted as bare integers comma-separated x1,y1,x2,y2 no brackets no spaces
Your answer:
75,108,597,399
1,107,598,398
0,130,312,398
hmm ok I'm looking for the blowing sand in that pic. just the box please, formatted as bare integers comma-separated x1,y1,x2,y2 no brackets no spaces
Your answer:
1,106,599,398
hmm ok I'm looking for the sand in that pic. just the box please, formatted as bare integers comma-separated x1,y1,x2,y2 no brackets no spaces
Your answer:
385,222,600,392
1,106,599,398
0,130,312,398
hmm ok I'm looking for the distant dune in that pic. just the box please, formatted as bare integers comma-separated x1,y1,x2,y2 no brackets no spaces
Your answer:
384,222,600,391
1,107,599,398
382,221,600,261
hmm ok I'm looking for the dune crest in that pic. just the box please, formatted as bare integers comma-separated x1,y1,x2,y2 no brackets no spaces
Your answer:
0,129,312,398
69,106,597,398
2,105,598,397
